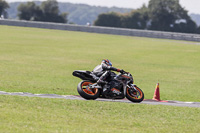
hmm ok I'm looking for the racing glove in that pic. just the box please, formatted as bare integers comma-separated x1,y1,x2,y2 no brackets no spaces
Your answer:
120,69,125,73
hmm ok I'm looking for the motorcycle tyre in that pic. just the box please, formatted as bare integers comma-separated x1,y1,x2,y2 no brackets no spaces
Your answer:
77,81,100,100
126,86,144,103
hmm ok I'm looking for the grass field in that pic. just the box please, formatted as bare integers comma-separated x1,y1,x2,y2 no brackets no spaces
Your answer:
0,95,200,133
0,25,199,102
0,25,200,132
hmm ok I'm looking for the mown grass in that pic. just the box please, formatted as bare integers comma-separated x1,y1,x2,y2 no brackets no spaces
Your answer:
0,95,200,133
0,25,200,102
0,25,200,132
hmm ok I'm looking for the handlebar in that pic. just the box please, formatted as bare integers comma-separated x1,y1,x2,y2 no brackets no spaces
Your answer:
120,70,129,74
124,71,129,74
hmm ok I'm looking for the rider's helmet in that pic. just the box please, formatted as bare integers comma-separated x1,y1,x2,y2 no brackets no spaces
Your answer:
101,59,112,66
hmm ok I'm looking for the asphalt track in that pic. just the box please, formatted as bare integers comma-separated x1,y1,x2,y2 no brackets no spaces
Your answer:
1,91,200,108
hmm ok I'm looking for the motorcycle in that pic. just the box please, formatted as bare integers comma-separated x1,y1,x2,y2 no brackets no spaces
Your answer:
72,70,144,103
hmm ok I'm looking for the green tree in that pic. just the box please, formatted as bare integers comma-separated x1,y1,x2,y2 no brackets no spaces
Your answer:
196,26,200,34
18,2,39,20
121,5,149,29
17,0,67,23
40,0,67,23
94,12,122,27
0,0,9,18
121,11,143,29
148,0,197,33
173,19,197,33
94,0,198,33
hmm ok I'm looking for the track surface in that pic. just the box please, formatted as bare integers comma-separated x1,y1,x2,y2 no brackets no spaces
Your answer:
1,91,200,108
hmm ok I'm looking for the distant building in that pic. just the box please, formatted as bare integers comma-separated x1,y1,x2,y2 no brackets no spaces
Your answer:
86,22,91,26
0,15,4,19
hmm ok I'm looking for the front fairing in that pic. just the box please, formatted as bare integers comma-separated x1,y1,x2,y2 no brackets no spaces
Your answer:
114,73,134,84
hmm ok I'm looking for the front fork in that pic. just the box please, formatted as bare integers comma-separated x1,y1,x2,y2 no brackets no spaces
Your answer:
127,84,142,98
126,84,137,93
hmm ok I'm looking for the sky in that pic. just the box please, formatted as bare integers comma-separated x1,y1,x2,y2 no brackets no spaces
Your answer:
6,0,200,14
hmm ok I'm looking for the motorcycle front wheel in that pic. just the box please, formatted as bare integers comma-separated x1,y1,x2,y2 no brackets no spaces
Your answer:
77,81,100,100
126,85,144,103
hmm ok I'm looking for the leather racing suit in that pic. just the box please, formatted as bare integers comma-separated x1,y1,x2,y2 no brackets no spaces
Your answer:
92,63,122,84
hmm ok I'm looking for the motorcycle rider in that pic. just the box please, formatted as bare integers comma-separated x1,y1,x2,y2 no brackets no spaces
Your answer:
91,59,125,97
92,59,125,85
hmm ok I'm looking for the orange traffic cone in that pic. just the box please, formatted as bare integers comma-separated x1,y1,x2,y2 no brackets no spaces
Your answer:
152,83,161,101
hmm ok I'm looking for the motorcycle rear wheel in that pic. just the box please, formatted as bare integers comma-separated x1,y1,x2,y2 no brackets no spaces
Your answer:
77,81,100,100
126,86,144,103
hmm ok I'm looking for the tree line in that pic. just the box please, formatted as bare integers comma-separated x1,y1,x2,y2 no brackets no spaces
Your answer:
0,0,9,18
0,0,67,23
1,0,200,34
94,0,200,34
17,0,67,23
7,1,131,25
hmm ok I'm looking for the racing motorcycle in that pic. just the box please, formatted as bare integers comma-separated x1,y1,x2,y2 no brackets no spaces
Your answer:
72,70,144,103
